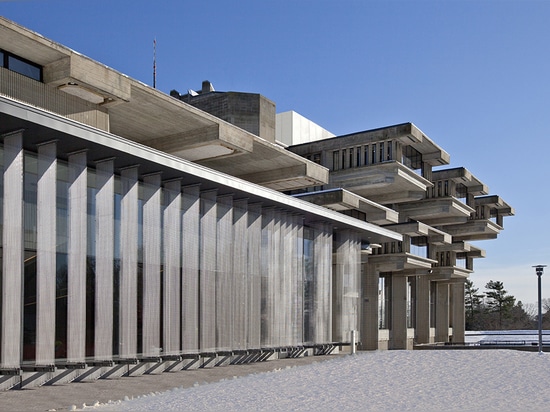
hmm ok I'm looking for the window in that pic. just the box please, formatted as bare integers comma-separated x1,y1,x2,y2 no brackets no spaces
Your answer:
333,151,339,170
444,180,449,196
407,277,416,328
312,152,321,164
364,145,369,166
379,142,385,163
356,147,361,167
342,149,347,169
402,145,422,170
371,144,377,164
379,275,391,329
2,50,42,81
387,141,392,161
349,148,354,168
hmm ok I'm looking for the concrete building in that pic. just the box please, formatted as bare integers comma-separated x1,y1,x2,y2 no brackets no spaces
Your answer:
286,122,514,349
0,16,512,391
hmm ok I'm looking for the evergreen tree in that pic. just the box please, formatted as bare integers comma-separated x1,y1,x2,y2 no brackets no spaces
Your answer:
465,279,484,330
485,280,515,329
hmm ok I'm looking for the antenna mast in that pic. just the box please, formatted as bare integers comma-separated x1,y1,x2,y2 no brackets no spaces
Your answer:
153,38,157,89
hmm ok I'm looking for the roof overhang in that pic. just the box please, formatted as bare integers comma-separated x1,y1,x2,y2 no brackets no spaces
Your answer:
292,188,399,224
0,95,400,245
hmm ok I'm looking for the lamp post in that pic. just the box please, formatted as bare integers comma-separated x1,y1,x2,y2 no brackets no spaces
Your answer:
533,265,547,354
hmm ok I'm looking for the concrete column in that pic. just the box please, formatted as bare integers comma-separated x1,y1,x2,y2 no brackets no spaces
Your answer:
291,214,305,346
142,173,162,357
36,141,57,366
333,230,360,344
391,275,408,349
163,179,182,356
260,207,275,348
67,150,87,363
200,190,217,352
1,131,24,370
415,276,431,344
181,184,200,354
359,263,379,350
247,203,262,349
312,222,332,344
94,158,115,360
119,166,139,358
435,282,450,343
451,281,466,343
232,199,248,350
216,194,233,352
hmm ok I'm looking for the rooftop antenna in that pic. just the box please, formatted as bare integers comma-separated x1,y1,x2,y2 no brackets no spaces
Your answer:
153,38,157,89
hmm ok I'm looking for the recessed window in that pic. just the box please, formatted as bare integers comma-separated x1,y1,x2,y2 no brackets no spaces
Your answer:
2,49,42,81
379,142,385,163
333,151,339,170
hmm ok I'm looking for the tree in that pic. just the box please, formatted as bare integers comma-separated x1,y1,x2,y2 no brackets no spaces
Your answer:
485,280,516,329
465,279,485,330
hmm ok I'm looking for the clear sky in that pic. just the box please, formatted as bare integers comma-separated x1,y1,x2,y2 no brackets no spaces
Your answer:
2,0,549,305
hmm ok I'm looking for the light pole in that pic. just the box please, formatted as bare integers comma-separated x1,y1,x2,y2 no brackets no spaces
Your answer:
533,265,546,354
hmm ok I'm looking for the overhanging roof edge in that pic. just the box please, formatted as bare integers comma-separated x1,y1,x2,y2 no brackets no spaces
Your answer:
0,95,401,242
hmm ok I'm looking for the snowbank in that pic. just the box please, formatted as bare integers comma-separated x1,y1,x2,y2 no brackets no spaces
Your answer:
76,350,550,411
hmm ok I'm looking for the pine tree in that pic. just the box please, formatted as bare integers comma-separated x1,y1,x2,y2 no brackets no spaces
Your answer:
485,280,516,329
465,279,484,330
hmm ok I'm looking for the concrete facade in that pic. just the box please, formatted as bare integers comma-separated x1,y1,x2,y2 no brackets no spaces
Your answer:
286,121,514,350
0,16,513,392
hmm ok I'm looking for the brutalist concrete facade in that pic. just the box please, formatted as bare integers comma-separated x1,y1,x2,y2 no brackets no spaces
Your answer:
171,81,277,143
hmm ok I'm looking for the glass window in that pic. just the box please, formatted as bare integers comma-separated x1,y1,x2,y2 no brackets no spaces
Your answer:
8,55,42,81
356,147,361,167
349,148,354,168
342,149,346,169
312,152,321,164
387,141,392,161
379,142,385,163
364,145,369,166
371,144,377,164
332,151,339,170
0,50,4,67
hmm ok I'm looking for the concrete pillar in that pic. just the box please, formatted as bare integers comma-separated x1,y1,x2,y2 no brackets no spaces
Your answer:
435,282,450,343
216,194,234,352
1,130,24,370
200,190,217,352
332,230,360,344
119,166,139,358
247,203,262,349
312,222,332,344
163,179,182,356
142,173,162,357
391,275,408,349
415,276,431,344
451,281,466,343
181,184,201,354
67,150,88,363
359,263,379,350
232,199,248,350
94,158,115,361
36,141,57,366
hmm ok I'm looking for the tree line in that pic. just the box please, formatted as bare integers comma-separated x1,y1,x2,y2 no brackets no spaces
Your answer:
465,279,549,330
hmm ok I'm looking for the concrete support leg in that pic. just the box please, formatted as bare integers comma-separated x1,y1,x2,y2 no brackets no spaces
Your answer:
415,276,431,344
435,282,450,343
359,264,379,350
451,282,466,343
391,275,407,349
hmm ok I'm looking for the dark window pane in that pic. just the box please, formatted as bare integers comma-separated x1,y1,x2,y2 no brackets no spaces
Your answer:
8,55,41,80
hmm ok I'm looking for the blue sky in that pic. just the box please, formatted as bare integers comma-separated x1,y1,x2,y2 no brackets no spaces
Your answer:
2,0,549,305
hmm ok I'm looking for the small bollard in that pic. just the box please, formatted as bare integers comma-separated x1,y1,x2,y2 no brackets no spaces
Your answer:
351,330,357,355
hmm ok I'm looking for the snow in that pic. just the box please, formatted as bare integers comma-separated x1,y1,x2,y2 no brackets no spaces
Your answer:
77,349,550,411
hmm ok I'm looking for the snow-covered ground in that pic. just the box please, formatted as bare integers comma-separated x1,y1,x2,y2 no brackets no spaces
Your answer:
78,349,550,411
